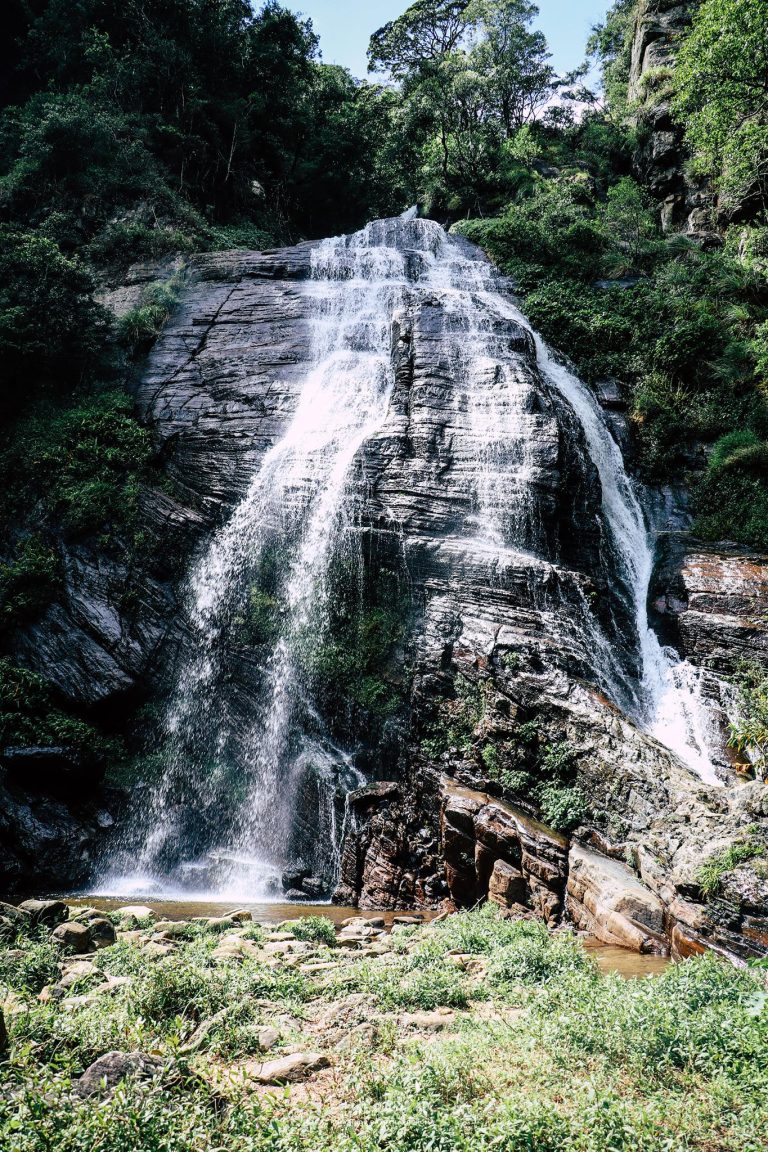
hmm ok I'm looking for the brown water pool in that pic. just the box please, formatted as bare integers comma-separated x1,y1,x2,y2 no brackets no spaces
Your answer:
64,897,671,979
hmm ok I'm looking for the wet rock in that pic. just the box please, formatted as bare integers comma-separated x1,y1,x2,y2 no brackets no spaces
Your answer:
0,746,105,794
566,843,668,955
76,1051,163,1097
51,921,93,953
246,1052,330,1084
18,899,68,928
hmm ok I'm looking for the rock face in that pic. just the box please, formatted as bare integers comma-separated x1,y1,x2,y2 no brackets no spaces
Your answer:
440,783,568,925
3,222,767,962
627,1,715,234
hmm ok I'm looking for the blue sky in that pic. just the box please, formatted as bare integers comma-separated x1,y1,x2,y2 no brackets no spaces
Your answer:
289,1,609,80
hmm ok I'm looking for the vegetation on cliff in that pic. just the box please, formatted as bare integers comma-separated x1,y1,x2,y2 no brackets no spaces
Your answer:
1,904,767,1152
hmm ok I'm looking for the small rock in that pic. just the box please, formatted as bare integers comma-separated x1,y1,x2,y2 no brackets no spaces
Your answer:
38,984,68,1003
76,1051,163,1097
246,1052,330,1084
254,1026,280,1052
88,918,117,950
143,942,174,959
226,909,253,923
392,916,423,926
19,900,68,928
51,921,92,953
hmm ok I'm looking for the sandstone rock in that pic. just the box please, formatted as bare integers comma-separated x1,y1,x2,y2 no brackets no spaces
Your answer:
76,1051,163,1097
441,781,568,926
566,843,668,954
51,921,93,952
18,899,68,928
246,1051,330,1084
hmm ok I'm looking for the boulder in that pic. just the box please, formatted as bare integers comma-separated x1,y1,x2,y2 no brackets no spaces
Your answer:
51,921,93,953
88,918,117,950
18,899,68,928
75,1051,163,1097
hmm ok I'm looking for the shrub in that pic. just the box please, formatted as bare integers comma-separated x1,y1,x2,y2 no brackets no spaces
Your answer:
290,916,337,947
0,536,62,633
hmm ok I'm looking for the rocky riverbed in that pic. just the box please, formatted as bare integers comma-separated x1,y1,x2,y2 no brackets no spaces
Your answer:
1,899,766,1151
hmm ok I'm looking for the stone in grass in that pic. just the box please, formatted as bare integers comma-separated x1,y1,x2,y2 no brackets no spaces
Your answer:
76,1051,163,1097
246,1052,330,1085
88,918,117,950
51,921,93,953
19,899,68,928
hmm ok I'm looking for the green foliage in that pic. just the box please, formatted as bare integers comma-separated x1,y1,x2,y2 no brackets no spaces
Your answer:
696,838,766,899
725,660,768,779
0,227,109,410
289,916,337,947
305,590,409,722
118,273,186,353
0,657,116,759
0,536,62,633
2,906,768,1152
0,390,154,542
673,0,768,212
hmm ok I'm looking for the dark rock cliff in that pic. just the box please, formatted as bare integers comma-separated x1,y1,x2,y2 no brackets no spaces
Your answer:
3,231,767,963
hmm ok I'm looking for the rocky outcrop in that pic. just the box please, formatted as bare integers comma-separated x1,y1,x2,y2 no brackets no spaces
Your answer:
0,769,122,897
566,843,667,954
654,540,768,674
441,782,568,925
627,1,715,234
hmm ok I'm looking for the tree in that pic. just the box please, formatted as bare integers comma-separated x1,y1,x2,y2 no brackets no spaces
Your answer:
368,0,472,77
368,0,556,215
673,0,768,213
468,0,556,134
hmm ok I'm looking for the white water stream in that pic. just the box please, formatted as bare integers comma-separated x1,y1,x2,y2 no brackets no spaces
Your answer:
99,215,722,901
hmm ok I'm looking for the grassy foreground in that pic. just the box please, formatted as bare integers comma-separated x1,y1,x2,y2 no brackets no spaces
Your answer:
1,905,767,1151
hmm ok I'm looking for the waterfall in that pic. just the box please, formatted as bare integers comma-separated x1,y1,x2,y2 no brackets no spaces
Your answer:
98,215,721,901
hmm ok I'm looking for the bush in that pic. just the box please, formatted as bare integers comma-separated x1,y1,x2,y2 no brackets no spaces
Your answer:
0,391,154,542
290,916,337,947
0,228,109,409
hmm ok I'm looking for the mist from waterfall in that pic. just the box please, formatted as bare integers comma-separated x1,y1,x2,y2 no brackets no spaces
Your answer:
98,214,722,901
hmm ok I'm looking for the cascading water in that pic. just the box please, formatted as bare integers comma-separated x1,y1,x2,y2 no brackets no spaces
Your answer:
99,213,722,901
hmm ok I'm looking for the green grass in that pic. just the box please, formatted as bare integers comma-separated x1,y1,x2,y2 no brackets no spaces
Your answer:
696,839,766,898
1,906,767,1150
